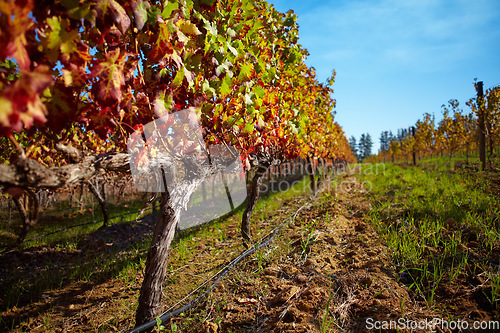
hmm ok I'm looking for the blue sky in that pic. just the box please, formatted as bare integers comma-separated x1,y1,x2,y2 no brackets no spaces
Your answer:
269,0,500,151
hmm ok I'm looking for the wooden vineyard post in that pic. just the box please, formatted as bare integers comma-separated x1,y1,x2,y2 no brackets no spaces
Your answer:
477,81,486,171
411,126,416,166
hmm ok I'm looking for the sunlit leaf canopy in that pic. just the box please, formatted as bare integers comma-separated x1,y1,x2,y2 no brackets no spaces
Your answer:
0,0,355,167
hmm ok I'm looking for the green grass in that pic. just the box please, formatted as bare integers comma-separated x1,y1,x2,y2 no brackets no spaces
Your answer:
358,158,500,309
301,219,317,255
320,282,338,333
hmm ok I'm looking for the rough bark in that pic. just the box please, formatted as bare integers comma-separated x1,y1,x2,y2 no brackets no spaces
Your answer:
12,189,39,245
241,163,268,246
306,156,316,194
134,153,236,327
88,178,109,228
135,190,180,327
0,151,130,189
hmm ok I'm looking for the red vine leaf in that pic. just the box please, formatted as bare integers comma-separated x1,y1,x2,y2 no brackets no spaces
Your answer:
0,0,34,70
91,49,127,107
150,23,173,61
0,68,52,133
131,0,148,30
96,0,131,33
45,83,78,133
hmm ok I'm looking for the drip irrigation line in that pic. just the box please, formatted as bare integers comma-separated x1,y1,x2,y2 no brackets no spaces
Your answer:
127,185,322,333
129,227,281,333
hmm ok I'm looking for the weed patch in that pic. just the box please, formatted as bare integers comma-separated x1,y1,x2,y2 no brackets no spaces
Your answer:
359,160,500,318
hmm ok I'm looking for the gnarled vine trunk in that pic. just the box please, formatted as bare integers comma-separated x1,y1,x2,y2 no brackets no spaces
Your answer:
135,190,180,326
306,156,316,194
88,178,109,228
134,154,233,327
241,162,269,246
12,189,39,245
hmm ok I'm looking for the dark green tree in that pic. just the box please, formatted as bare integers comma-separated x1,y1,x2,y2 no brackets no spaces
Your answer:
359,133,373,161
379,131,392,152
348,135,358,160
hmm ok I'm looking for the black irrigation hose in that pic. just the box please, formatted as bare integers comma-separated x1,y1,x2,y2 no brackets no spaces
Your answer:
128,228,280,333
128,189,319,333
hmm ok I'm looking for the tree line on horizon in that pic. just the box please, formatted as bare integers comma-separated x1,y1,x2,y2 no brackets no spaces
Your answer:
348,133,373,162
367,85,500,166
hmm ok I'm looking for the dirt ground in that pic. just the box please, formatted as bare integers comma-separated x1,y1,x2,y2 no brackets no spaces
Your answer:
197,182,443,333
195,174,499,333
0,219,155,332
1,174,499,332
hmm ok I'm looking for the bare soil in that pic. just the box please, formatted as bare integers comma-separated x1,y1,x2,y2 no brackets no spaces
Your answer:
193,182,443,333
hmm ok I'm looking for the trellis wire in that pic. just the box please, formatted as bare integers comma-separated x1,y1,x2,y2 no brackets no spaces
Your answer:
0,205,154,252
